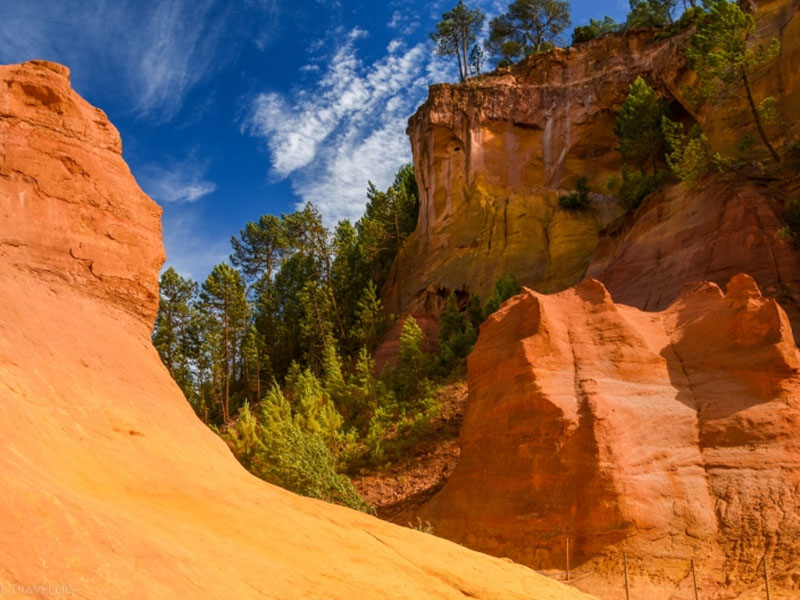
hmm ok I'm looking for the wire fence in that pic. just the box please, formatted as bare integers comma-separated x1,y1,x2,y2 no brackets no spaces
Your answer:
540,540,778,600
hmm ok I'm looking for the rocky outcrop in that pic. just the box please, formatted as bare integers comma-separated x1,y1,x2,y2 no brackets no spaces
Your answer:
385,30,687,314
0,60,163,330
588,178,800,339
386,0,800,318
0,61,596,600
420,275,800,599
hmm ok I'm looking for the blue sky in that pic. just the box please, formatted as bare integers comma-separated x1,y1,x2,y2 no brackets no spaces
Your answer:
0,0,628,281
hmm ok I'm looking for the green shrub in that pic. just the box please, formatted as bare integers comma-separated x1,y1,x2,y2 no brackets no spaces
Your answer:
618,168,662,211
662,118,713,183
559,176,591,210
223,393,372,512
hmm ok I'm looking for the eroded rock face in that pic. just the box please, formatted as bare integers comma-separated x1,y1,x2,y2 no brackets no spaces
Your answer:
421,276,800,599
385,31,686,314
588,178,800,339
0,61,596,600
0,60,164,330
386,0,800,318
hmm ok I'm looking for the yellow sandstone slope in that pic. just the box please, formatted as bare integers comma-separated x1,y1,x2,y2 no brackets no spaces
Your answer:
0,60,596,600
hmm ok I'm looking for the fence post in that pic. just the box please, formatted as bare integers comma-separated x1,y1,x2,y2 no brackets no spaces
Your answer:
623,551,631,600
763,556,771,600
691,557,699,600
566,537,570,581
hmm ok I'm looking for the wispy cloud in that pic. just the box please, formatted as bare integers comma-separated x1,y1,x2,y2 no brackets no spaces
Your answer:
139,157,217,205
161,208,230,282
0,0,277,121
246,30,454,224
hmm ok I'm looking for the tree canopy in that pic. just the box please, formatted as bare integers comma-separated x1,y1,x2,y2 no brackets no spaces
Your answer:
686,0,781,162
572,16,617,44
486,0,570,66
430,1,486,82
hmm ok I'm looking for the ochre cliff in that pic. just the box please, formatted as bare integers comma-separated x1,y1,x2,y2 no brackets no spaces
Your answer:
0,60,163,327
587,177,800,339
385,0,800,318
420,276,800,599
0,61,596,600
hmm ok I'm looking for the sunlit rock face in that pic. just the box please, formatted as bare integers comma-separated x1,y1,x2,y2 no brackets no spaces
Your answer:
385,30,687,315
0,60,598,600
422,275,800,599
386,0,800,319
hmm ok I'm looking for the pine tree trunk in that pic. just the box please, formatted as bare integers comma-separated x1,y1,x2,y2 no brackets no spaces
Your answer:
741,66,781,163
223,298,230,424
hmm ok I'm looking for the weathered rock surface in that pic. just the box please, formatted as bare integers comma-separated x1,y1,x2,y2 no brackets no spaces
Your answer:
385,0,800,318
421,276,800,599
0,61,596,600
588,178,800,339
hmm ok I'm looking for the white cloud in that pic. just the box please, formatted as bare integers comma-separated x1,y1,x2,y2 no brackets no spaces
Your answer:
139,158,217,204
246,31,454,224
388,10,421,36
0,0,278,121
161,208,230,282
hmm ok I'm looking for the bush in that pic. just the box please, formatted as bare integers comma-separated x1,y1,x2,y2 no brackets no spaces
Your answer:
223,394,372,512
662,118,713,183
559,176,591,210
619,169,662,211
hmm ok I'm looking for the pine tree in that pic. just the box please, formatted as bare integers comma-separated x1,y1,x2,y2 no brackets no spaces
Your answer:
331,219,366,346
486,0,570,65
357,166,419,287
686,0,781,163
199,263,248,424
394,316,429,402
153,267,198,401
230,214,287,283
430,1,486,82
615,76,670,176
354,280,386,350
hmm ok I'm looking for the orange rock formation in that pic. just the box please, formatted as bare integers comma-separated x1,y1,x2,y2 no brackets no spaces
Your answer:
0,61,596,599
385,0,800,320
587,178,800,339
421,276,800,599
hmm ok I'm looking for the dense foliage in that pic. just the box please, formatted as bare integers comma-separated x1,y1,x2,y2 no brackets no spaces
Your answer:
686,0,781,163
604,1,787,213
612,76,671,210
572,16,618,44
485,0,571,66
153,162,527,510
